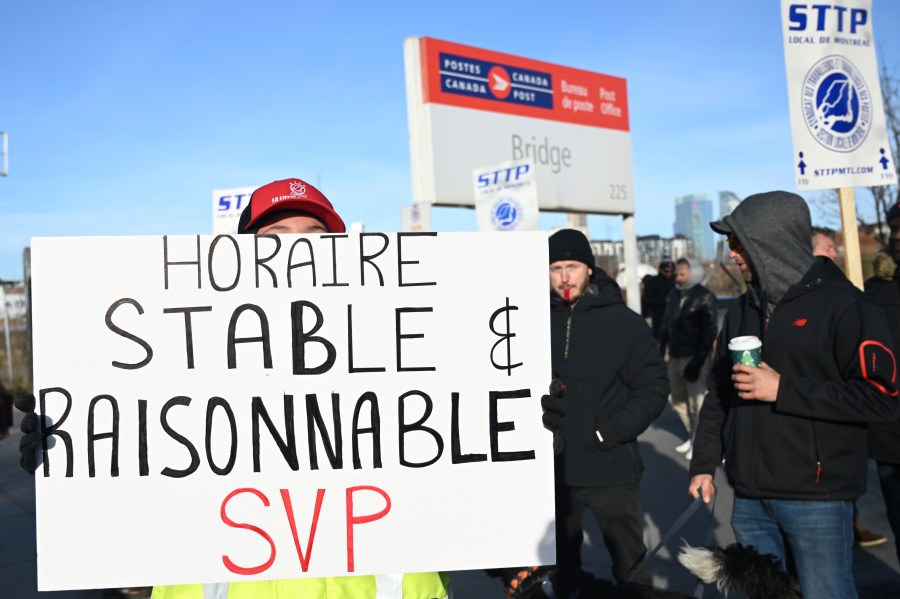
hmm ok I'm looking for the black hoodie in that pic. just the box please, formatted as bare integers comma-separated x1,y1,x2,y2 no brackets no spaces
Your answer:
550,269,668,487
691,192,900,500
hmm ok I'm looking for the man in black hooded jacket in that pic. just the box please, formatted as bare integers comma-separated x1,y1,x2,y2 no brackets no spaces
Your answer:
543,229,668,596
688,191,899,599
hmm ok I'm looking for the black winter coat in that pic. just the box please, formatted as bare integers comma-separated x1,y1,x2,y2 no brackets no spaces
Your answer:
863,275,900,464
690,258,900,500
551,272,669,487
658,284,718,361
641,274,674,338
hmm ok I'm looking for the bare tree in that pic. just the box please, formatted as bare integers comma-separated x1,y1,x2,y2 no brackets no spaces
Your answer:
868,63,900,244
808,189,842,228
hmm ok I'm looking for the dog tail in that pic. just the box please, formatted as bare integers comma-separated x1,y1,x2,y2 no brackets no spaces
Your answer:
678,542,800,598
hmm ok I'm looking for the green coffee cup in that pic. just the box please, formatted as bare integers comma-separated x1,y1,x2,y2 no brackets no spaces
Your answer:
728,335,762,367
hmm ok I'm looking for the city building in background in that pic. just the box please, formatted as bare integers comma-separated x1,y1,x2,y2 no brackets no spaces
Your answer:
635,234,693,265
674,194,714,260
719,190,741,219
590,234,693,271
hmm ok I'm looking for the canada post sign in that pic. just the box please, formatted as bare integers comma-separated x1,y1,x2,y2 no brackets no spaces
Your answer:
440,53,554,110
405,37,634,214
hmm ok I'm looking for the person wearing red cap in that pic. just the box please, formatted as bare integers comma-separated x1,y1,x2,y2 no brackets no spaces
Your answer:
151,179,448,599
14,178,449,599
235,178,347,235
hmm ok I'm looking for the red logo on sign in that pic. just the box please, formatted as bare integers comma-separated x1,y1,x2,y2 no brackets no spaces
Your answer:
488,66,511,99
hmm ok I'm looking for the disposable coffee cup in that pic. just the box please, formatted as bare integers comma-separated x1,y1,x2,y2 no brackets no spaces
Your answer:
728,335,762,367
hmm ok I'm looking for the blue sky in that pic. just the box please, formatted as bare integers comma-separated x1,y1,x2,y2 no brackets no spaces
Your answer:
2,0,899,280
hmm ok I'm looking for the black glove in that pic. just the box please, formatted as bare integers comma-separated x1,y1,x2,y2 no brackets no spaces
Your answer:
541,379,566,454
15,394,41,475
682,357,704,383
541,380,566,433
593,418,622,451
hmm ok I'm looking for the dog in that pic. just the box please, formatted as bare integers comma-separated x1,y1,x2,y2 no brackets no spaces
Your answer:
499,543,800,598
676,543,800,598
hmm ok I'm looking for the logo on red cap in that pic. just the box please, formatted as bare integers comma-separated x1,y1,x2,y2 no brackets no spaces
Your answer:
289,181,307,199
241,178,346,234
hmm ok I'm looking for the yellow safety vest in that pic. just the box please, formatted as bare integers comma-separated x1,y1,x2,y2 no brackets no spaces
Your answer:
151,572,449,599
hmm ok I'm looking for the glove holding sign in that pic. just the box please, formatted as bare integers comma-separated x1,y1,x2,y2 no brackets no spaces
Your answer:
15,394,41,475
540,379,566,455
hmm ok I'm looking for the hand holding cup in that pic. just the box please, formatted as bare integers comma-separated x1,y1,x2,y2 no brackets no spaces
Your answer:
728,336,780,402
728,335,762,367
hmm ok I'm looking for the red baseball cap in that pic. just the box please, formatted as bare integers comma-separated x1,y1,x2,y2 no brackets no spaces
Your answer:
238,178,345,233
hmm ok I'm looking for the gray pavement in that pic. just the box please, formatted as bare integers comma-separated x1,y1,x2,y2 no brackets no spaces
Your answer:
2,405,899,598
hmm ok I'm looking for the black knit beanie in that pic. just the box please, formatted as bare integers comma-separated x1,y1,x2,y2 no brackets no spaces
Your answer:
887,201,900,223
549,229,595,268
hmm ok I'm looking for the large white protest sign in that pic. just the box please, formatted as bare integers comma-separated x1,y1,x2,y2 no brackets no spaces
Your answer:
781,0,896,190
30,232,554,590
474,160,540,232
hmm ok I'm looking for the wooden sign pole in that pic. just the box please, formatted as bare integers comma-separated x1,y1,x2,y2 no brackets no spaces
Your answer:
838,186,864,290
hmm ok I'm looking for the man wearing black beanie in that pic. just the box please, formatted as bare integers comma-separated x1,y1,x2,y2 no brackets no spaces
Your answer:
542,229,668,596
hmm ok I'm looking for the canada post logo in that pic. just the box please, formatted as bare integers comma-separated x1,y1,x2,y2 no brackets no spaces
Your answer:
439,52,553,109
803,55,872,153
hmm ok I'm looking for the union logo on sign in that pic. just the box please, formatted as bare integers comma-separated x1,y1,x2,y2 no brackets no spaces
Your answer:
802,55,872,153
491,197,522,231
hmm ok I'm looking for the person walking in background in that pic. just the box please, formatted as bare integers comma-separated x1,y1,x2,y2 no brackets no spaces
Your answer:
688,191,899,599
542,229,668,597
658,258,717,461
812,226,838,260
641,258,675,339
0,376,12,441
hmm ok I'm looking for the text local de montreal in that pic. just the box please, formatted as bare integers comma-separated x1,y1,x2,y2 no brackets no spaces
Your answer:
37,231,538,480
